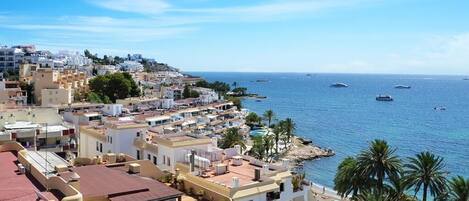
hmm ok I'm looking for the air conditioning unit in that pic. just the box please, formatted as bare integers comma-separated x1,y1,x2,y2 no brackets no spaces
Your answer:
129,163,141,174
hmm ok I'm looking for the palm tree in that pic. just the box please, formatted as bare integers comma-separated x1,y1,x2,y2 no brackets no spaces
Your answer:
250,135,265,160
404,151,448,201
386,175,416,201
354,190,393,201
292,173,306,192
357,139,401,194
283,118,295,143
263,110,275,127
263,135,274,162
449,176,469,201
334,156,368,198
220,128,246,152
272,124,283,154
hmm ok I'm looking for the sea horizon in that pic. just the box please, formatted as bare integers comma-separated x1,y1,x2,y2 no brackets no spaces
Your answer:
187,71,469,77
191,71,469,188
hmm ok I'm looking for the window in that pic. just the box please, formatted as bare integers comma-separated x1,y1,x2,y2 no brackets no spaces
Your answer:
136,150,141,160
147,154,151,160
280,183,284,192
153,156,157,165
167,157,171,166
163,156,166,164
136,132,140,137
96,141,99,151
99,143,103,152
110,137,112,144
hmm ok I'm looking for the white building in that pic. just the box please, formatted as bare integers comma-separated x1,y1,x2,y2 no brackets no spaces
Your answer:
0,46,24,71
54,50,92,67
78,117,147,158
161,86,183,100
97,65,118,75
118,61,144,72
193,87,219,104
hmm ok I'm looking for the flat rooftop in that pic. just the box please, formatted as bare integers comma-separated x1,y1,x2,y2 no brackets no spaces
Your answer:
0,151,62,201
204,160,262,188
59,165,182,200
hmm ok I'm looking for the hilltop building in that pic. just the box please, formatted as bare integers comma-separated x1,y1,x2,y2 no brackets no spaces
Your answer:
33,68,88,106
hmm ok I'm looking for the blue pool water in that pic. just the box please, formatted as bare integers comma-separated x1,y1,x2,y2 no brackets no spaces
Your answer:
190,72,469,188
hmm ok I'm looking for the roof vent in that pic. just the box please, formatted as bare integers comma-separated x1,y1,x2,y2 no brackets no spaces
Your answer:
254,168,261,181
262,164,269,175
232,177,240,188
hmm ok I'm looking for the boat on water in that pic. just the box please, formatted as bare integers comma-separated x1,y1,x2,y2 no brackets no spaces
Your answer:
434,106,446,111
255,79,268,82
395,85,411,89
376,95,393,101
463,78,469,80
330,82,349,88
306,73,312,76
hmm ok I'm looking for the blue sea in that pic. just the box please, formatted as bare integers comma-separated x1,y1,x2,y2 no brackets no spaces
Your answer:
191,72,469,188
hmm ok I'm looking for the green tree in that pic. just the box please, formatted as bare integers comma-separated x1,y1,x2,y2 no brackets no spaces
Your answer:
220,128,246,153
292,173,306,192
245,112,261,127
404,151,448,201
250,135,265,160
449,176,469,201
227,96,242,109
195,80,209,88
386,174,416,201
183,85,191,99
280,118,295,143
263,135,274,162
107,73,131,102
20,81,35,104
272,124,283,154
263,109,275,127
87,92,104,103
334,156,367,198
357,139,402,194
232,87,247,96
88,72,139,103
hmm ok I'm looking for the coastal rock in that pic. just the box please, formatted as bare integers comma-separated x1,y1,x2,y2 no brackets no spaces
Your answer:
283,137,335,164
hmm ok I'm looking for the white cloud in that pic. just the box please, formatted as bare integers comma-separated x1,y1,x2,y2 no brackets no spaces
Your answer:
89,0,170,15
318,33,469,75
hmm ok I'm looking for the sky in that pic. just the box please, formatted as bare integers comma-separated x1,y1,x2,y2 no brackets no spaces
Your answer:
1,0,469,75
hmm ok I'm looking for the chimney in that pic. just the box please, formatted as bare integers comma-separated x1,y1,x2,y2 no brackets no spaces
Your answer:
211,137,218,148
190,149,196,172
232,177,240,188
254,168,261,181
262,164,269,175
234,145,241,155
282,159,290,169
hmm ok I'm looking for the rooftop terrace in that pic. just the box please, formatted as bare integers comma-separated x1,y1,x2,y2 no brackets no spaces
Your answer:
0,151,62,201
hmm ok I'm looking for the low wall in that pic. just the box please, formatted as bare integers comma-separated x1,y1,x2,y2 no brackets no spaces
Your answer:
48,177,83,201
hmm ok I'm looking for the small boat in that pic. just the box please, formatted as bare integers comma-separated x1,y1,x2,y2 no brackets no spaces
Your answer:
330,82,349,88
376,95,393,101
395,85,411,89
434,106,446,111
306,73,312,76
463,78,469,80
255,79,268,82
255,100,262,102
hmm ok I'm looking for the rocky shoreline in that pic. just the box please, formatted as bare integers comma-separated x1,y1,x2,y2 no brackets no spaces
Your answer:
280,137,335,166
